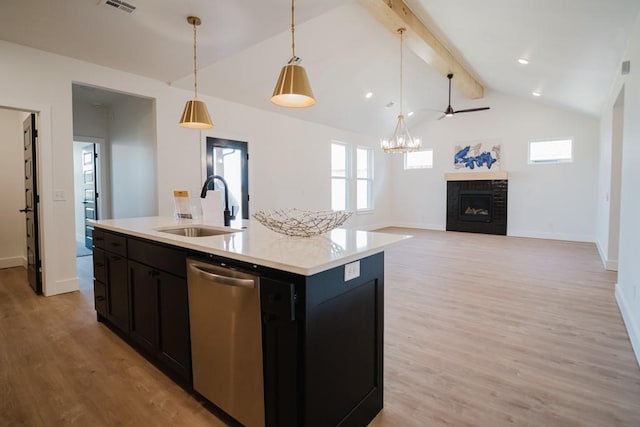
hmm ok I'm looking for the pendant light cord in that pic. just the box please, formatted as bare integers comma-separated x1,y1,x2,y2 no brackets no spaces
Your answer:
291,0,296,59
399,28,404,116
193,21,199,98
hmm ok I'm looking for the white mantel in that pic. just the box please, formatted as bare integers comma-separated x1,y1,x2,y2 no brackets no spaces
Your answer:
444,171,509,181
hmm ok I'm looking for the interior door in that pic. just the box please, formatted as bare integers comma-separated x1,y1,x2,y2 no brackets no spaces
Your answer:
21,113,42,294
82,144,98,249
206,137,249,220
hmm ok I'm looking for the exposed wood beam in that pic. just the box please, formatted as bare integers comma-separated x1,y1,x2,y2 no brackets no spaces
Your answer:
358,0,484,99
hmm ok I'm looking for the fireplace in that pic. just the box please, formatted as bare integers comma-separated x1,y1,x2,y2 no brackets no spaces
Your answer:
459,191,492,222
446,174,507,235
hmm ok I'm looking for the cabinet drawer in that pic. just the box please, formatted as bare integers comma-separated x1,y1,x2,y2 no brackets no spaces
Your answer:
93,229,105,249
93,247,106,283
128,238,187,278
94,280,107,316
104,232,127,256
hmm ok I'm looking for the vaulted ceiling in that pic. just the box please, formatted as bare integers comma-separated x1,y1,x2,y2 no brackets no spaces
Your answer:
1,0,638,136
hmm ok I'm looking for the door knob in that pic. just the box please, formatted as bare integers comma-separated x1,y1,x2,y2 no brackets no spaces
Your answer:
19,207,32,213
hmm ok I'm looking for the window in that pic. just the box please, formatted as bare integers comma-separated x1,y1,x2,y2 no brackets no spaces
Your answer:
356,147,373,211
529,139,573,164
331,142,348,211
404,149,433,169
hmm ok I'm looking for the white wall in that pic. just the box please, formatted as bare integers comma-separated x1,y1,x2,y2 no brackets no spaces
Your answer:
0,108,26,268
109,95,157,218
389,90,600,242
0,40,390,295
601,14,640,367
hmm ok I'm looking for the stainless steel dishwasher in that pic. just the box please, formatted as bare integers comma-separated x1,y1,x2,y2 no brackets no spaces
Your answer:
186,258,265,427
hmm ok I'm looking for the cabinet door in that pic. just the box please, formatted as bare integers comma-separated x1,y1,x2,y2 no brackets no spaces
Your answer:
129,261,157,354
157,272,191,381
106,253,130,334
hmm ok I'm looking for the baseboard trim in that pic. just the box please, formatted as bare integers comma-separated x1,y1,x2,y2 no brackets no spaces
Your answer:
0,256,27,269
388,222,446,231
507,229,594,243
357,222,394,231
615,283,640,370
45,277,80,297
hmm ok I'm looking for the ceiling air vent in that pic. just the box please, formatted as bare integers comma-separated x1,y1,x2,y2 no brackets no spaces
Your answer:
99,0,136,14
621,60,630,75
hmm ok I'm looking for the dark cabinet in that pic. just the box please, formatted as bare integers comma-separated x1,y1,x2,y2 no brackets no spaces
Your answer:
128,239,191,382
93,247,107,317
93,229,191,383
156,271,191,380
129,261,157,353
93,229,129,334
106,252,129,334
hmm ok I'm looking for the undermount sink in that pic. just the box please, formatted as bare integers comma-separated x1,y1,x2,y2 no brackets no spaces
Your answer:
155,225,237,237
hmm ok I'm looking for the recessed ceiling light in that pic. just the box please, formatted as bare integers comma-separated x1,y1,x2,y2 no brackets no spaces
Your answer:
518,58,529,65
407,111,414,117
365,92,373,99
532,91,541,97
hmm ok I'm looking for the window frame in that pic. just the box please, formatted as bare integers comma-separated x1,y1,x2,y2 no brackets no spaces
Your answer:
403,149,434,170
528,138,574,165
356,146,374,213
330,141,350,211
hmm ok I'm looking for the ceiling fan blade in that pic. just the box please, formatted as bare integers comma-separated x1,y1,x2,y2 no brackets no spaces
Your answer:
437,114,447,120
454,107,491,114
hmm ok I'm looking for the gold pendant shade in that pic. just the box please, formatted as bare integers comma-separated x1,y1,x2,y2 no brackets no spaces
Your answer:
271,64,316,107
180,99,213,129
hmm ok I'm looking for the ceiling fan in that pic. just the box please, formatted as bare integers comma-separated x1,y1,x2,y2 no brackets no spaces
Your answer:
438,73,490,119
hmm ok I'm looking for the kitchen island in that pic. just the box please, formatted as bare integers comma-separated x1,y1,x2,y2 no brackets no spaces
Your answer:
90,216,409,427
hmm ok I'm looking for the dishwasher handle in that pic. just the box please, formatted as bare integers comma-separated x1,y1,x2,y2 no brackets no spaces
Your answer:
189,264,256,289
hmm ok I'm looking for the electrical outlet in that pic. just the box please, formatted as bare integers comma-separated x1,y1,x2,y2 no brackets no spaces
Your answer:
344,261,360,282
53,190,66,201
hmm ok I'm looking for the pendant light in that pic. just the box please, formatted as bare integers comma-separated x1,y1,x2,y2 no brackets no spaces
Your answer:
179,16,213,129
271,0,316,108
381,28,421,153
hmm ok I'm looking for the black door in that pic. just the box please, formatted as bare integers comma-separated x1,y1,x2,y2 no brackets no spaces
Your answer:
82,144,98,249
206,137,249,219
21,114,42,294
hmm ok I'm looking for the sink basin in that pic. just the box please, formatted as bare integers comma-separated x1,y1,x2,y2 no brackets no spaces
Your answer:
155,225,236,237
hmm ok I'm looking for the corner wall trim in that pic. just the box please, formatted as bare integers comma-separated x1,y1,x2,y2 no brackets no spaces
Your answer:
615,283,640,370
596,241,619,271
45,277,80,297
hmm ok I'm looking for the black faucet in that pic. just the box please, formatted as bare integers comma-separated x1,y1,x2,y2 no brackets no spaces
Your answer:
200,175,233,227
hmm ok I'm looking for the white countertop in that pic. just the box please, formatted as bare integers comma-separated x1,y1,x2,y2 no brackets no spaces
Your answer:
90,216,411,276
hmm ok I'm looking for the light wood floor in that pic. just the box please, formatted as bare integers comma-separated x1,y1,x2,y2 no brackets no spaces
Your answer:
2,230,640,426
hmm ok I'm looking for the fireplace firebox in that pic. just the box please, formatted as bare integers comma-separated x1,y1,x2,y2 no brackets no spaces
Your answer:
459,191,492,222
446,179,507,235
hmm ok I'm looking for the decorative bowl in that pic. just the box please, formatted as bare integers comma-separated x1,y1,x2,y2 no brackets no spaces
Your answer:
252,208,353,237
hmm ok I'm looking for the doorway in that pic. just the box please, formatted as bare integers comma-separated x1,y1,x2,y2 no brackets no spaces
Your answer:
0,108,42,294
73,138,104,256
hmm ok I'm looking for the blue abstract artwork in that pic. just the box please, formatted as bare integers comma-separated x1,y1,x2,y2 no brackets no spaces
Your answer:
454,143,501,170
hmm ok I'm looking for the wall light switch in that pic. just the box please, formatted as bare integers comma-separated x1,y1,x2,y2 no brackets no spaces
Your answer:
53,190,66,201
344,261,360,282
